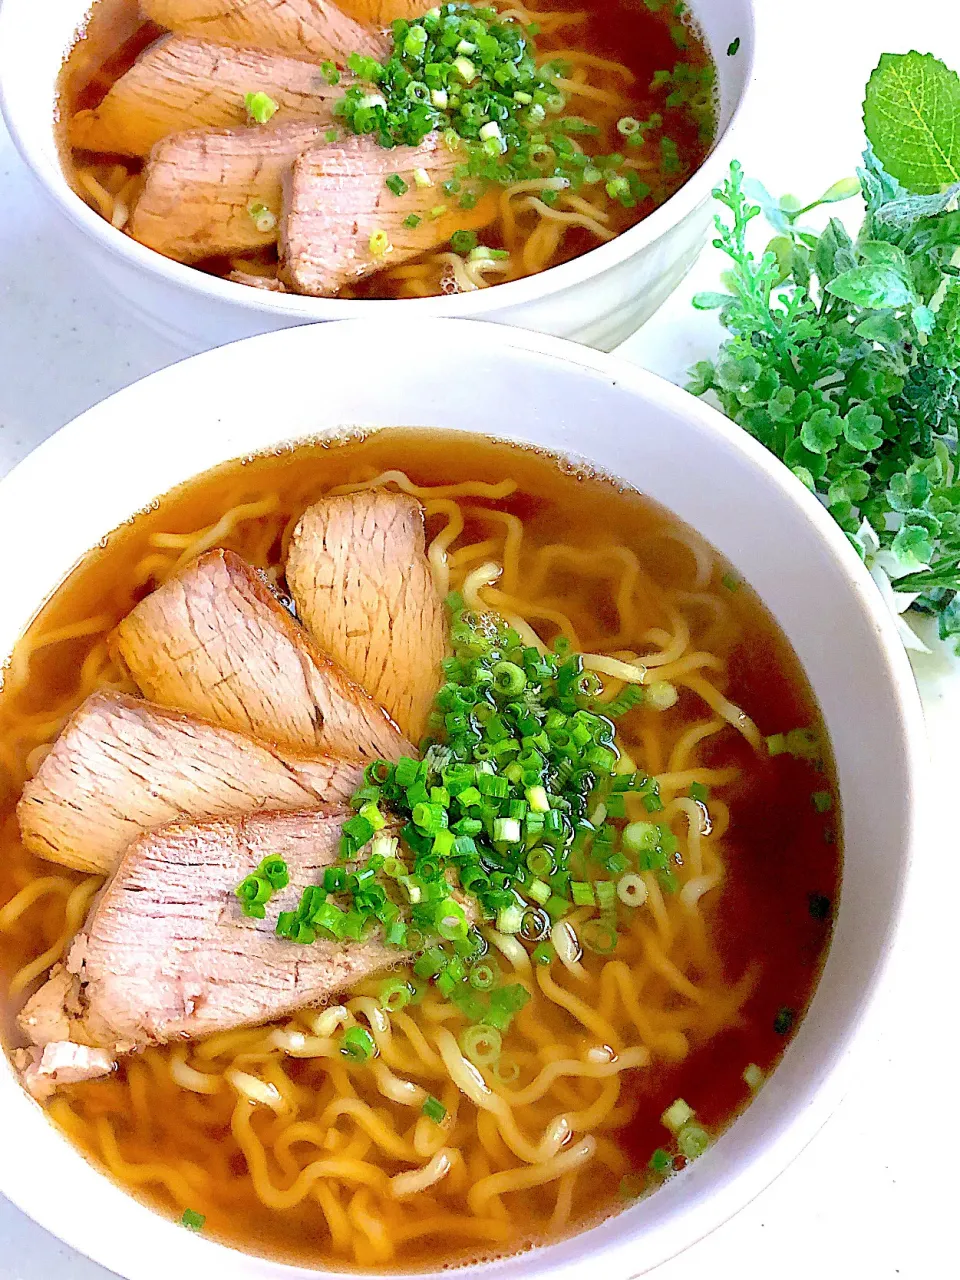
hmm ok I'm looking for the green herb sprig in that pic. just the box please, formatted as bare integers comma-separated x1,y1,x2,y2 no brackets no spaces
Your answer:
689,53,960,648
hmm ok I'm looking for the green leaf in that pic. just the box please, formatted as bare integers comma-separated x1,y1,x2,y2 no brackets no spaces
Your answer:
859,240,913,274
819,176,861,204
785,438,828,479
892,523,934,567
826,264,915,309
912,304,936,334
741,178,790,233
888,470,931,512
842,405,884,451
863,53,960,194
938,595,960,640
765,235,794,285
692,292,733,310
855,312,908,345
815,217,856,285
800,408,843,455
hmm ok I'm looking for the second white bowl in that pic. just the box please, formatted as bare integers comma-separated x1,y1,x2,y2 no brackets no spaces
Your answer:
0,0,755,351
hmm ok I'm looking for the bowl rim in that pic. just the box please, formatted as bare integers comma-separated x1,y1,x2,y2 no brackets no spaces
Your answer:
0,0,757,319
0,317,926,1280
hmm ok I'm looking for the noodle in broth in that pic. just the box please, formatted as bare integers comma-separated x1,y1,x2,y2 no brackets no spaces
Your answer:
0,432,838,1270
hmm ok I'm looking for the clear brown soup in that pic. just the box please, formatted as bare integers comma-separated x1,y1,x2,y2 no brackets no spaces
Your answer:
58,0,717,298
0,432,839,1272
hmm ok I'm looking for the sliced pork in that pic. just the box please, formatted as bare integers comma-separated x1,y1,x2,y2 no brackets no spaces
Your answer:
16,1041,116,1102
111,549,411,759
339,0,436,24
18,809,402,1055
280,133,494,295
71,35,350,157
128,120,327,262
18,691,366,875
141,0,388,63
287,491,445,740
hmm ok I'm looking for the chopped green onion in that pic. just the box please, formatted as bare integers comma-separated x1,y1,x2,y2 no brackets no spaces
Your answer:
617,872,647,907
617,116,641,136
245,91,278,124
368,229,392,257
622,822,659,856
235,873,272,906
496,902,525,935
773,1006,796,1035
581,918,617,953
246,201,277,234
180,1208,206,1231
453,55,477,83
493,817,522,843
341,1025,377,1063
677,1123,710,1160
320,60,340,85
526,878,551,906
468,961,498,990
492,1055,520,1082
422,1094,447,1123
570,881,595,907
525,784,550,812
646,681,678,711
742,1062,764,1091
460,1023,502,1067
380,978,413,1012
649,1147,674,1176
385,172,409,196
404,213,423,228
450,229,478,253
661,1097,695,1133
532,940,554,966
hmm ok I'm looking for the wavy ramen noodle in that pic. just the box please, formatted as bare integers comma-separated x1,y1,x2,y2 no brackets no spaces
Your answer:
0,432,839,1270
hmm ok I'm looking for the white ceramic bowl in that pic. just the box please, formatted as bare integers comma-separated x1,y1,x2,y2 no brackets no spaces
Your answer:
0,0,755,352
0,319,923,1279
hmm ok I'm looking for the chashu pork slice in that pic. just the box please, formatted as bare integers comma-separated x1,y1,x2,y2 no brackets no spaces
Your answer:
339,0,435,25
141,0,388,63
18,809,406,1058
128,120,326,263
71,35,352,158
112,549,412,760
287,490,445,740
18,691,366,875
279,133,496,295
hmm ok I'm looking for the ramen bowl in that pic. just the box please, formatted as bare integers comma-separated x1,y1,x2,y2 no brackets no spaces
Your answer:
0,0,755,352
0,319,922,1279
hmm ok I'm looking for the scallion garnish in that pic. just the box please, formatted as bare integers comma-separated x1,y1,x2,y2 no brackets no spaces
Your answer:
422,1094,447,1123
341,1025,377,1062
180,1208,205,1231
245,91,278,124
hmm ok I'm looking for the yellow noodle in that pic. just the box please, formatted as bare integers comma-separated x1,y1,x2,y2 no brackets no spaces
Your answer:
8,875,100,996
468,1136,597,1213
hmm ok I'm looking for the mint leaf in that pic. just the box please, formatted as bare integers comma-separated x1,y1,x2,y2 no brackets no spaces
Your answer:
827,264,915,309
864,53,960,194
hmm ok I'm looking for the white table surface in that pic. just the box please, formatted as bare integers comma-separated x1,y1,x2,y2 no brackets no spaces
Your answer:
1,0,957,1275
